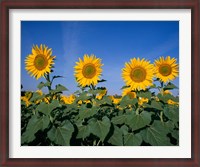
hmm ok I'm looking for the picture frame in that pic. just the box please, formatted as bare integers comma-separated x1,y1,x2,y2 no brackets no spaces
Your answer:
0,0,199,166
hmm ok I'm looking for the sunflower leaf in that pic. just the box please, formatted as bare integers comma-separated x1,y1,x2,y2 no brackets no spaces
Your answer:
89,116,111,142
108,125,123,146
44,81,51,87
47,120,74,146
119,96,137,108
76,125,91,139
120,85,130,90
55,84,68,92
112,115,127,125
21,115,50,144
126,111,151,131
37,82,45,89
157,93,179,103
124,133,142,146
164,82,178,90
52,75,63,80
140,121,172,146
137,91,152,100
143,100,163,110
163,106,179,123
98,79,107,83
36,100,60,115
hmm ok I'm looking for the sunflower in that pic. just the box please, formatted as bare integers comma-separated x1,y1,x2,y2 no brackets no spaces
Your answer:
138,97,149,106
60,94,76,104
122,88,136,99
110,96,121,104
21,96,31,107
122,58,154,91
154,56,178,83
21,91,32,107
43,95,58,104
96,89,107,100
36,90,43,96
74,54,103,87
167,99,179,106
163,90,172,95
35,90,43,104
25,44,56,80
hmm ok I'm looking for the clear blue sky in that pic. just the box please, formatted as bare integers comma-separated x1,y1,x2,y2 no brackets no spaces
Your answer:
21,21,179,95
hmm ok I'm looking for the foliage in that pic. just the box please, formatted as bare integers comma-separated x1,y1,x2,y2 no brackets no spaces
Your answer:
21,79,179,146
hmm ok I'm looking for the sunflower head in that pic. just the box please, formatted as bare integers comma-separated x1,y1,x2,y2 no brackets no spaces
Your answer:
36,90,43,96
96,89,107,100
163,90,172,95
74,54,103,87
21,92,32,107
122,88,136,99
167,99,179,106
122,58,154,91
154,56,178,83
61,94,76,104
110,96,121,104
138,97,149,106
21,96,31,107
25,44,56,80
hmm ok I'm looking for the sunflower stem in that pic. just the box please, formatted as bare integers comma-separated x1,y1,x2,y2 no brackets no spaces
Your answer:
160,111,164,122
160,81,164,95
96,139,101,146
44,73,52,93
136,108,140,115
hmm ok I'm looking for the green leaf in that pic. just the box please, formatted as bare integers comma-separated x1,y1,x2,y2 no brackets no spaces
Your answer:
36,100,60,115
21,115,50,143
137,91,152,100
101,96,112,105
126,111,151,131
30,92,45,102
143,100,163,110
44,81,51,87
37,82,45,89
120,125,129,135
47,120,74,146
108,125,123,146
88,89,103,95
164,82,178,90
78,105,98,120
76,92,90,101
76,125,91,139
141,121,171,146
112,115,127,125
120,85,130,90
55,84,68,92
52,75,63,80
98,79,107,83
163,106,179,123
89,116,111,142
157,93,179,103
119,96,137,108
171,130,179,141
124,133,142,146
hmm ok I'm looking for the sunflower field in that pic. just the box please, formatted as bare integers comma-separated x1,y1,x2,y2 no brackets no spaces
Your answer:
21,44,179,146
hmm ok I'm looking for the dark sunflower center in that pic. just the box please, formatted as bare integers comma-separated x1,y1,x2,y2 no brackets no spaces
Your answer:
159,64,172,76
34,54,48,70
82,64,96,79
130,67,146,83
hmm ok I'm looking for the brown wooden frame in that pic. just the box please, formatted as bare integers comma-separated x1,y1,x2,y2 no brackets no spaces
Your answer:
0,0,199,166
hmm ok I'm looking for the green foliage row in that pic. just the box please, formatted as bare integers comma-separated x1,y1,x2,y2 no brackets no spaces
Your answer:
21,81,179,146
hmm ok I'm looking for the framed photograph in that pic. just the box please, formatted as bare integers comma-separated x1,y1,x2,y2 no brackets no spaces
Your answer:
1,0,199,166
